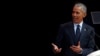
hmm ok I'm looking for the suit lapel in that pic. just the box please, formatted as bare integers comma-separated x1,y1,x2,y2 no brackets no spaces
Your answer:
69,22,87,45
68,22,76,45
80,23,87,42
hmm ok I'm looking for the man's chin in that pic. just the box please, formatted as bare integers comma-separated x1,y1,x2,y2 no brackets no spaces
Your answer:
73,21,79,23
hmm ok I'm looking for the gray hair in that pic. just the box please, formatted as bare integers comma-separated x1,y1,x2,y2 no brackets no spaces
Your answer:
74,3,87,13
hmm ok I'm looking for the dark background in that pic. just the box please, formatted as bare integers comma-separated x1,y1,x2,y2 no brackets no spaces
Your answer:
48,0,100,56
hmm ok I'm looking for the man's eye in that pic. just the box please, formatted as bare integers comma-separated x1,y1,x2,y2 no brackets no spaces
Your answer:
76,12,80,14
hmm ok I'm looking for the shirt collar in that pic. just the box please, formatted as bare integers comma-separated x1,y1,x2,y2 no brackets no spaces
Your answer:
74,21,83,28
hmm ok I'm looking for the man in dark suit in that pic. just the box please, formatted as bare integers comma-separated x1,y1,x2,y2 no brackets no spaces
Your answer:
52,3,95,56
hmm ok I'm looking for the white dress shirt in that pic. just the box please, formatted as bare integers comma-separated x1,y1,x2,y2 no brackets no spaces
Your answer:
73,21,83,54
74,21,83,34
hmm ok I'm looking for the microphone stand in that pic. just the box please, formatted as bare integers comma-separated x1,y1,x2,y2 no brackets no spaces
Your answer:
95,33,100,38
94,32,100,49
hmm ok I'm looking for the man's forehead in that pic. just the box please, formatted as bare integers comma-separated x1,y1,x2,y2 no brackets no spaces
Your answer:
73,6,83,12
73,6,82,10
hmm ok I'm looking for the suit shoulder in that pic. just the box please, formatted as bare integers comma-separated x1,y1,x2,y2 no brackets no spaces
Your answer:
60,22,72,27
84,23,94,30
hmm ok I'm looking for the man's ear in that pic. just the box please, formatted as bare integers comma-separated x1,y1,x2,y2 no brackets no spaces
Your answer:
83,13,87,18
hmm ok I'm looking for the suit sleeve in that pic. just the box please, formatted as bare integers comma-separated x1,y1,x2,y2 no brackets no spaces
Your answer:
55,24,64,48
82,28,95,56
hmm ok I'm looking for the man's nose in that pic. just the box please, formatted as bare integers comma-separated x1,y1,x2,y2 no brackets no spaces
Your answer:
72,13,77,17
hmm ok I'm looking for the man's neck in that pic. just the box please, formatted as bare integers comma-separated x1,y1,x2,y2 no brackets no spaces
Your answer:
73,21,83,24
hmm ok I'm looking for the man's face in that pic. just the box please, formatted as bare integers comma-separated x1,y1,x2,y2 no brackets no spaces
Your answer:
72,6,86,23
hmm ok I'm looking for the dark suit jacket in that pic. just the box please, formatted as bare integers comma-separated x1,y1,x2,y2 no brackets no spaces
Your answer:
55,22,95,56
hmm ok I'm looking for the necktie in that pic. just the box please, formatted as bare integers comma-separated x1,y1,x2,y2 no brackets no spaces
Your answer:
75,25,80,45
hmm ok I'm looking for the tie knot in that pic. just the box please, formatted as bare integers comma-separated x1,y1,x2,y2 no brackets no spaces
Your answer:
77,25,80,28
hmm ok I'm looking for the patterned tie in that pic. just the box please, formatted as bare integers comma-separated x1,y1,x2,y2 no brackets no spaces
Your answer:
75,25,80,45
